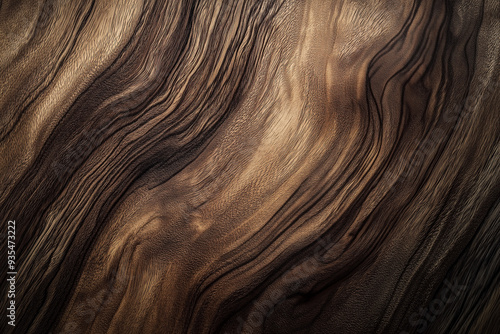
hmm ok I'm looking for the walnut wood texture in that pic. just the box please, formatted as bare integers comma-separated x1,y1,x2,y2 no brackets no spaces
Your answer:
1,0,499,333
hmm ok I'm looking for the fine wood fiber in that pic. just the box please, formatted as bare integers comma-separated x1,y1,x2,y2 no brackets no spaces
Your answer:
0,1,499,333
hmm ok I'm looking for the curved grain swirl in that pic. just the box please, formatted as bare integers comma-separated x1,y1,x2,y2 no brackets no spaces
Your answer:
1,0,499,333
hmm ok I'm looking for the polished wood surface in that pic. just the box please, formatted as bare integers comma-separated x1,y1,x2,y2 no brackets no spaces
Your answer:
1,1,499,333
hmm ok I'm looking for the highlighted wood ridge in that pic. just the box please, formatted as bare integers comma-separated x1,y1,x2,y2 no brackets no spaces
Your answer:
1,1,499,333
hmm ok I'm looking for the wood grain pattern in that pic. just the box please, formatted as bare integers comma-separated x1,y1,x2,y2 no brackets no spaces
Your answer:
1,0,499,333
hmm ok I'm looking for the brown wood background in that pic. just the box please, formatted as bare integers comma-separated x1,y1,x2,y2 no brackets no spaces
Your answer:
1,0,499,333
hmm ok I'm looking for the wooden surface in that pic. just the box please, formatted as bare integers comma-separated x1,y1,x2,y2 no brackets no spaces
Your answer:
1,0,499,333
